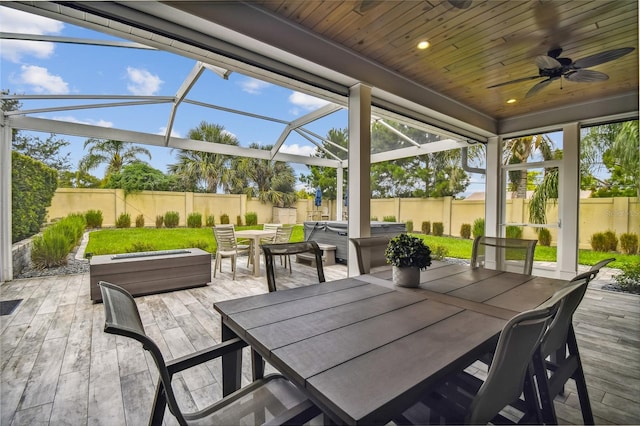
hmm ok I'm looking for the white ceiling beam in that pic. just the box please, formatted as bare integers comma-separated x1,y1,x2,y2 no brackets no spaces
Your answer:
0,32,155,49
375,119,421,147
4,100,171,116
164,62,206,146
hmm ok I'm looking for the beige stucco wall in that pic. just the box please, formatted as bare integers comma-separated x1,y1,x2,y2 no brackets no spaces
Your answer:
48,189,638,248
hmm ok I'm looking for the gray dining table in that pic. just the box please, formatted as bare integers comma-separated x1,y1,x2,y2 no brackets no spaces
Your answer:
213,261,567,425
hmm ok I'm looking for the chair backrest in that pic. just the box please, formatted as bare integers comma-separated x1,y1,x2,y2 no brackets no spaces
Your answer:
262,241,325,292
349,234,398,274
471,236,537,275
274,225,294,244
213,224,238,252
467,303,559,425
263,223,282,232
98,281,186,424
538,276,590,357
589,257,615,278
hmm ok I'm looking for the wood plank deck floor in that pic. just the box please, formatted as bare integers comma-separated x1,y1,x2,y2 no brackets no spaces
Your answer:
1,259,639,425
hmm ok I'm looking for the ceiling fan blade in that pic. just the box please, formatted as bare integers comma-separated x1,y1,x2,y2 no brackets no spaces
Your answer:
525,78,557,98
565,69,609,82
448,0,472,9
487,75,541,89
573,47,635,69
535,55,561,70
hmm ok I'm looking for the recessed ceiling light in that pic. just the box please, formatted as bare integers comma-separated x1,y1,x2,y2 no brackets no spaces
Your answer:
417,40,430,50
507,98,517,104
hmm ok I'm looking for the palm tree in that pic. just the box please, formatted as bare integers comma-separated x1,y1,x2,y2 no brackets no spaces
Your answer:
79,138,151,179
168,121,239,193
612,120,639,197
503,135,555,198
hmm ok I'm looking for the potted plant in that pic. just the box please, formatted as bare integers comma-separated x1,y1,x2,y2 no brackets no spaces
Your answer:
385,233,432,287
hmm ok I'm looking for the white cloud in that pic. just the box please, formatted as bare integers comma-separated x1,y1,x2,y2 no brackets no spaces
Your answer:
288,92,330,112
0,8,63,62
158,127,182,138
126,67,163,95
239,77,271,94
280,143,316,157
51,116,113,127
18,65,69,94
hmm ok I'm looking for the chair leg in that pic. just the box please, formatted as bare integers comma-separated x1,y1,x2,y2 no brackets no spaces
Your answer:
232,254,237,280
533,349,558,425
150,379,167,426
568,326,594,425
213,253,220,277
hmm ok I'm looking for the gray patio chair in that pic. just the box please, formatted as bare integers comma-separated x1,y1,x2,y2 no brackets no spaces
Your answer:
471,236,538,275
395,302,559,425
349,234,399,275
272,225,295,272
261,241,325,292
213,224,250,279
98,281,320,426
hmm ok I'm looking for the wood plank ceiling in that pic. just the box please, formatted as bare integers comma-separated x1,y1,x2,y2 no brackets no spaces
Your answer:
251,0,638,121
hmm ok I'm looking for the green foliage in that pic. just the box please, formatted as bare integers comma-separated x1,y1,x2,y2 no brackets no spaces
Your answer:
85,210,103,228
538,228,552,246
103,162,181,194
613,261,640,294
236,215,243,226
205,215,215,227
620,233,638,255
506,225,523,239
590,233,607,252
188,239,210,251
187,212,202,228
431,245,449,261
57,170,101,188
371,216,378,221
30,214,86,268
460,223,471,239
383,216,397,222
472,218,485,238
13,132,71,171
116,213,131,228
127,242,155,253
603,230,618,252
12,152,58,243
79,138,152,180
155,215,164,228
245,212,258,226
385,233,432,270
405,220,413,232
220,214,230,224
432,222,444,236
164,211,179,228
421,221,431,235
135,214,145,228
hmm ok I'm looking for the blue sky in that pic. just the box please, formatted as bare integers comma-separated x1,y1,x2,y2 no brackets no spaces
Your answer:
1,6,348,188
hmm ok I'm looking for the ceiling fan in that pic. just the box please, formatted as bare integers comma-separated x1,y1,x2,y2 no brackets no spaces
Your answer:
487,46,635,98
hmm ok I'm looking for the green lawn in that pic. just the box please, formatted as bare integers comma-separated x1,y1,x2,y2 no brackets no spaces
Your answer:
85,226,634,268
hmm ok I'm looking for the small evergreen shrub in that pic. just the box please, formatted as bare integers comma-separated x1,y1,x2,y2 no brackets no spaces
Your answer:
164,211,179,228
613,261,640,294
620,233,638,255
85,210,103,228
431,245,449,261
371,216,378,221
383,215,397,222
127,242,155,253
236,215,243,226
31,229,69,268
506,225,523,239
472,218,485,238
205,215,216,227
115,213,131,228
405,220,413,232
245,212,258,226
155,215,164,228
460,223,471,239
220,213,230,224
432,222,444,236
421,221,431,235
603,230,618,252
187,212,202,228
135,214,145,228
538,228,552,246
590,232,607,252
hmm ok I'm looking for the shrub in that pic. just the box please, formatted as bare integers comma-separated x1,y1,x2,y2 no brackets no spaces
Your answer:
205,215,216,227
421,221,431,235
371,216,378,221
187,212,202,228
603,230,618,252
155,215,164,228
620,233,638,255
538,228,552,246
189,239,210,251
220,213,230,224
135,214,145,228
506,225,523,239
613,261,640,294
385,233,432,270
431,245,449,261
85,210,103,228
31,229,69,268
127,242,155,253
472,218,485,239
590,233,607,252
432,222,444,236
236,215,243,226
245,212,258,226
115,213,131,228
383,216,396,222
405,220,413,232
460,223,471,239
164,211,179,228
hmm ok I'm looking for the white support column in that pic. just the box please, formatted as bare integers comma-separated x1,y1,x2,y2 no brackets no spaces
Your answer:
558,123,580,278
347,83,372,276
336,164,344,220
484,136,501,238
1,121,13,282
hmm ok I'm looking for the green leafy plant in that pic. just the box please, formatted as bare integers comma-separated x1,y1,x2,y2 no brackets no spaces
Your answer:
188,239,210,251
245,212,258,226
187,212,202,228
115,213,131,228
538,228,552,247
30,213,86,268
431,244,449,261
383,215,397,222
155,215,164,228
620,233,638,255
506,225,523,239
460,223,471,239
135,214,145,228
371,216,378,221
603,230,618,252
385,233,432,270
127,241,155,252
220,213,230,224
590,232,606,252
405,220,413,232
472,218,485,239
421,221,431,235
613,261,640,294
205,215,216,227
164,211,179,228
85,210,103,228
236,215,243,226
433,222,444,236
